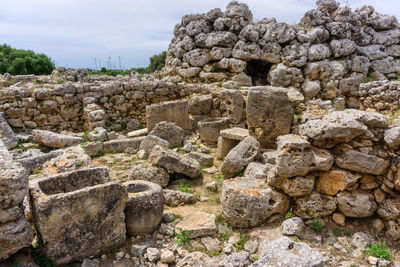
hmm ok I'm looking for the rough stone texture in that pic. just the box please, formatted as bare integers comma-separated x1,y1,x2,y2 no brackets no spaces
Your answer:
221,177,290,228
335,149,389,175
188,152,214,166
29,167,127,264
275,134,333,177
252,237,324,267
294,191,337,219
246,87,293,148
282,217,305,236
384,126,400,149
299,109,387,148
0,112,18,149
220,89,244,123
377,199,400,221
216,127,249,159
129,162,170,187
17,149,62,174
244,162,268,180
139,134,169,154
124,180,164,236
0,139,33,260
189,95,213,115
163,189,196,206
316,169,360,195
41,145,93,176
146,100,189,131
198,117,230,144
268,173,315,197
32,129,83,148
175,211,217,238
221,136,260,178
149,121,185,147
336,191,378,218
149,145,201,179
103,137,143,154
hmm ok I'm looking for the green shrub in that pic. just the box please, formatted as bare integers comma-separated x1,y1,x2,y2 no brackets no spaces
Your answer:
177,180,193,194
0,44,55,75
285,211,295,219
310,218,325,233
234,233,249,252
365,242,393,260
175,230,191,248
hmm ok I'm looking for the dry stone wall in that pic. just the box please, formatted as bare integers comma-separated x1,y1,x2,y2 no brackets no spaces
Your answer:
163,0,400,105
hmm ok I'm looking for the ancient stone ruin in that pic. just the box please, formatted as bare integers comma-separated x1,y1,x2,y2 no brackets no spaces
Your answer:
1,0,400,266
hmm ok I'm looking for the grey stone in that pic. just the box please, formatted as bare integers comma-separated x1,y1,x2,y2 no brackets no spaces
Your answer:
103,137,144,154
129,162,169,187
175,211,217,238
337,191,378,218
150,145,201,178
384,126,400,149
146,100,189,131
282,217,305,236
0,112,18,149
251,237,324,267
188,152,214,166
219,251,251,267
149,121,185,148
32,129,83,148
139,135,169,154
146,247,160,262
302,79,321,99
293,191,337,219
244,162,268,179
189,95,213,115
220,89,244,124
246,87,293,148
335,149,389,175
163,189,196,206
198,117,230,144
221,177,290,228
221,136,260,178
352,232,374,249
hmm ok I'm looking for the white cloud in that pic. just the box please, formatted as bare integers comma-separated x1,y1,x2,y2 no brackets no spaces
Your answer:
0,0,399,68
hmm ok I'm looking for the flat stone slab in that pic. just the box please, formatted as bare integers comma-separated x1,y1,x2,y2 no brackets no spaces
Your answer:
175,211,217,238
103,137,144,154
127,128,148,138
146,100,189,131
220,128,249,141
32,130,83,148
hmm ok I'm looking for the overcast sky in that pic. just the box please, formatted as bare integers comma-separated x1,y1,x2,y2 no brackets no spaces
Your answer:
1,0,399,69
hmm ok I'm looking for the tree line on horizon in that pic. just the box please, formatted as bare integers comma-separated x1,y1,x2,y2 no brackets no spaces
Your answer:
0,44,166,76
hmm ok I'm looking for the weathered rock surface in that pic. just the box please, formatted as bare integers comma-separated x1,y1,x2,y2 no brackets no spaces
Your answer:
221,136,260,178
175,211,217,238
252,237,324,267
221,177,290,228
335,149,389,175
246,87,293,147
139,134,169,154
384,126,400,149
103,137,143,154
163,189,196,206
29,167,127,264
294,191,337,219
316,169,360,195
149,145,201,178
149,121,185,147
32,129,83,148
282,217,305,236
129,162,170,187
187,152,214,166
0,112,18,149
198,117,230,143
336,191,378,218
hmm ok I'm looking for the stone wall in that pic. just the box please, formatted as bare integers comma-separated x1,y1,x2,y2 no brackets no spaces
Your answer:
0,77,214,132
163,0,400,105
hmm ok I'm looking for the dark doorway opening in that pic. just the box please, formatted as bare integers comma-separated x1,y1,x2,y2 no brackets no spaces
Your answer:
246,60,272,86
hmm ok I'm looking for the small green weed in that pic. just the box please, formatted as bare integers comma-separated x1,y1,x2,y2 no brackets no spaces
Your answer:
285,211,295,219
96,149,104,157
82,130,90,142
234,233,249,252
32,240,55,267
310,218,325,233
365,242,393,261
177,180,193,194
333,228,343,237
175,230,191,248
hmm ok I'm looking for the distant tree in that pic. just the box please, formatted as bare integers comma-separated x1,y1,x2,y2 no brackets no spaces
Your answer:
148,51,166,72
0,44,55,75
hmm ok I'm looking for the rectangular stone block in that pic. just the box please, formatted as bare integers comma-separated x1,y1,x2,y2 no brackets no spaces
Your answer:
146,100,189,131
103,137,144,154
29,167,127,265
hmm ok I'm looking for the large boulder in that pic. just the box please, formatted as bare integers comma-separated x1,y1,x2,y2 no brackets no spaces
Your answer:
139,135,169,154
251,237,324,267
384,126,400,149
32,130,83,148
198,117,230,144
221,136,260,178
129,162,170,187
336,191,378,218
293,191,337,219
149,145,201,179
163,189,196,206
149,121,185,148
0,112,18,149
299,109,387,148
316,169,360,195
275,135,333,177
221,177,290,228
335,149,389,175
246,87,293,148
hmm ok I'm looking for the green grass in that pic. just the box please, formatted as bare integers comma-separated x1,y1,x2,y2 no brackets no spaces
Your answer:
177,180,193,194
96,149,104,157
310,218,325,233
32,240,55,267
82,130,90,142
220,228,231,242
285,211,295,219
175,230,191,248
234,233,249,252
365,242,393,261
333,228,343,237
